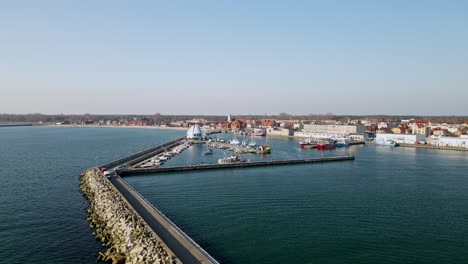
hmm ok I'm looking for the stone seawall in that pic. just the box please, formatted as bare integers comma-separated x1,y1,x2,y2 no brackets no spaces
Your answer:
80,167,180,264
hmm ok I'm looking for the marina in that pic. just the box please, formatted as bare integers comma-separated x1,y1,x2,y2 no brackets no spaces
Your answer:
2,126,468,264
79,125,358,263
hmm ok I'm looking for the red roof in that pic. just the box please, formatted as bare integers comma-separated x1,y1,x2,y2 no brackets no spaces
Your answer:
409,120,430,124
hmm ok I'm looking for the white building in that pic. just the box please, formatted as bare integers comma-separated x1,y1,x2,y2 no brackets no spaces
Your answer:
430,136,468,148
266,127,293,136
302,124,365,137
376,133,425,144
187,125,204,140
349,133,369,141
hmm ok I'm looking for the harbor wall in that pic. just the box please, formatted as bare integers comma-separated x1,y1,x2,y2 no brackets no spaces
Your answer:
121,155,355,176
100,136,186,169
365,141,468,151
79,167,181,263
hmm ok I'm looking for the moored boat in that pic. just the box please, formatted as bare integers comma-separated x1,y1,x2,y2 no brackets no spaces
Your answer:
299,139,316,148
317,140,336,150
218,153,248,164
335,138,349,147
258,145,271,153
204,148,213,155
250,129,265,136
375,140,399,146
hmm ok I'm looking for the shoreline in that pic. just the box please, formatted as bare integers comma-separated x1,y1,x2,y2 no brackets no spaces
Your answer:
46,124,189,131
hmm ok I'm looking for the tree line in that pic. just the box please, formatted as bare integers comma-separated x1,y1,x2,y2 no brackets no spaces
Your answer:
0,113,466,124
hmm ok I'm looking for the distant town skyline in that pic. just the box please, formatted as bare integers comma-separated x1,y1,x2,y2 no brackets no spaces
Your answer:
1,1,467,115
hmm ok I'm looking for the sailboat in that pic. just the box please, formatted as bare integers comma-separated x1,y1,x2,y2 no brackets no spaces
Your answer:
248,136,258,148
230,135,240,145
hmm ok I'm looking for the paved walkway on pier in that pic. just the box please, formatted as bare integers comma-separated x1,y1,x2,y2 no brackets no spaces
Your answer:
110,175,219,264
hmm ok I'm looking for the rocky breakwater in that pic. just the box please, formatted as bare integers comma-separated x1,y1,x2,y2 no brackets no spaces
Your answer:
80,168,180,264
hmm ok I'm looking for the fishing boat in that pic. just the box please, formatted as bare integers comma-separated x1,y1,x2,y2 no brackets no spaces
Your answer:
375,139,399,146
218,153,248,164
258,145,271,154
250,128,265,136
204,148,213,155
335,138,349,147
299,138,316,148
316,140,336,150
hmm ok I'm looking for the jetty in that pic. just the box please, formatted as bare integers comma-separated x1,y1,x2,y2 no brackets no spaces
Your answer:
81,135,355,263
119,155,355,176
0,123,32,127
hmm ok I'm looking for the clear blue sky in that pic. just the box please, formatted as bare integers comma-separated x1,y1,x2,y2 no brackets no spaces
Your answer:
1,0,467,115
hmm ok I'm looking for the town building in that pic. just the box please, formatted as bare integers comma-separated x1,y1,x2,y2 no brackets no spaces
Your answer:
302,124,365,137
431,128,449,137
348,133,369,141
266,127,294,136
428,136,468,148
376,133,425,144
411,123,431,137
186,125,204,140
260,120,276,128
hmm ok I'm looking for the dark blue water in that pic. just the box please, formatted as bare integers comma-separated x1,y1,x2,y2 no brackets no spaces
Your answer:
0,126,185,264
1,127,467,264
126,137,468,264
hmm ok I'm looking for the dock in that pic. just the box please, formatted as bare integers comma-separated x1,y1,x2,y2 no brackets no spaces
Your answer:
119,155,355,176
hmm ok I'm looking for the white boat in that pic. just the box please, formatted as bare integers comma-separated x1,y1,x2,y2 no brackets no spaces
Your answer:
230,137,240,145
218,153,248,164
375,139,399,146
204,148,213,155
335,138,349,147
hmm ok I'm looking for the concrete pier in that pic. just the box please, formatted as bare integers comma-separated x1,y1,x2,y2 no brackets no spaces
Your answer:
119,155,355,176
